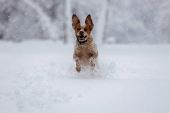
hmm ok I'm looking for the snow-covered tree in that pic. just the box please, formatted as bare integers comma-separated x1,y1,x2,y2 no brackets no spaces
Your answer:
0,0,65,41
0,0,169,44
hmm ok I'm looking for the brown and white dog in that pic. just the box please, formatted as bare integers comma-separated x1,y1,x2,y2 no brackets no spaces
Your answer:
72,14,98,73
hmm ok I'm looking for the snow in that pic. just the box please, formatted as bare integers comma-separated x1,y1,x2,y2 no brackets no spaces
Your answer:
0,41,170,113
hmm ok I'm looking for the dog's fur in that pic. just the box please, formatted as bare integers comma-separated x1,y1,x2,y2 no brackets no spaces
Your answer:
72,14,98,72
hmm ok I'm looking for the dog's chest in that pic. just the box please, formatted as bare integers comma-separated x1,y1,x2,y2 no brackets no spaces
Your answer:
76,45,93,59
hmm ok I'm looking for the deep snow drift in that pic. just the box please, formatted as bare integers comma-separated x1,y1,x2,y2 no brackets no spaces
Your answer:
0,41,170,113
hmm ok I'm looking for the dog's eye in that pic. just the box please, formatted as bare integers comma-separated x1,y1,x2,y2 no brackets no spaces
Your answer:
84,29,87,31
77,28,80,31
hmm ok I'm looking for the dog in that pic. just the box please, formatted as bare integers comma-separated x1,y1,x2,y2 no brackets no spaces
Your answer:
72,14,98,73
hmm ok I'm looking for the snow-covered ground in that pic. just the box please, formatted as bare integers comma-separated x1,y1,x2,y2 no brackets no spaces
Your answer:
0,41,170,113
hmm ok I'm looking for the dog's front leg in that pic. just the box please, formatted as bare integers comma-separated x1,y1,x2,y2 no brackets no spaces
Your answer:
76,60,81,72
73,54,81,72
90,53,98,67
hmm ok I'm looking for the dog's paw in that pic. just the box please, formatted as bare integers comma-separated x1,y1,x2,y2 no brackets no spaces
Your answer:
90,62,95,67
90,58,95,67
76,67,81,73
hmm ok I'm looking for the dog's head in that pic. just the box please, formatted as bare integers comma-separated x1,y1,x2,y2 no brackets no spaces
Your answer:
72,14,94,41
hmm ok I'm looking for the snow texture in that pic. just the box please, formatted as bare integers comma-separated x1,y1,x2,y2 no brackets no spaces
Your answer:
0,41,170,113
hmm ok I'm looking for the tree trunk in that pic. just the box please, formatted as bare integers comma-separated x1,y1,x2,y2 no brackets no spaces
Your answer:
65,0,72,44
103,0,110,44
96,0,108,47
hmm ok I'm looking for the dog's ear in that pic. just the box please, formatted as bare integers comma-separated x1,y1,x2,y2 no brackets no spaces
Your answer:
72,14,80,29
85,14,94,30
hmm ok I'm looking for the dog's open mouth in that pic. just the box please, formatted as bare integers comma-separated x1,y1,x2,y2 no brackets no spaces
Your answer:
77,35,87,40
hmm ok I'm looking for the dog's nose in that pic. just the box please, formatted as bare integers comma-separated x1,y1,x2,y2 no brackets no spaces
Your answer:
79,31,84,36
